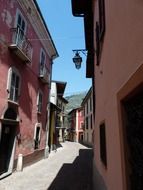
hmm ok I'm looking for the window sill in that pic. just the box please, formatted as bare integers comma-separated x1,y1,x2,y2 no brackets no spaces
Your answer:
37,111,42,115
7,99,19,106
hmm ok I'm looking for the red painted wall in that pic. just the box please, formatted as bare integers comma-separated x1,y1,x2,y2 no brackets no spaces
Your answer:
0,1,51,159
78,109,83,130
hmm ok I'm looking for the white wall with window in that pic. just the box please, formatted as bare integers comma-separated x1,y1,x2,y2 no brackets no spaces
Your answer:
50,82,57,105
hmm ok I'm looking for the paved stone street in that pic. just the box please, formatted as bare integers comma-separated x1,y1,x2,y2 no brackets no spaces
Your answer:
0,142,93,190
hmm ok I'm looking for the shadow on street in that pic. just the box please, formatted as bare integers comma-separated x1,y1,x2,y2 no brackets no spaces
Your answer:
47,148,93,190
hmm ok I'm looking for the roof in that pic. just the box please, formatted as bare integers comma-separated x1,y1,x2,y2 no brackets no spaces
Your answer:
59,96,69,104
71,0,94,78
71,0,92,17
68,106,82,115
81,87,92,106
52,80,67,97
50,102,61,112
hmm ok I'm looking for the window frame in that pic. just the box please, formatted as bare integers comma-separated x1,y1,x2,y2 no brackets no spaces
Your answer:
39,48,46,75
96,0,106,66
86,117,88,129
80,122,84,130
90,114,93,129
99,122,107,167
15,9,27,33
34,123,41,150
7,67,21,103
37,90,43,113
98,0,105,40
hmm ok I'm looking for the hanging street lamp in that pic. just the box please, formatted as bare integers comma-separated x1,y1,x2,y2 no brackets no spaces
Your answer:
72,49,87,69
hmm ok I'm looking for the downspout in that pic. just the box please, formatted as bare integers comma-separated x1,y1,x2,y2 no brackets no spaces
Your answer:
44,60,53,158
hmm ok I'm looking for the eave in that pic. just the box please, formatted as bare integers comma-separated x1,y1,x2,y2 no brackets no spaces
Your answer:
71,0,94,78
71,0,92,17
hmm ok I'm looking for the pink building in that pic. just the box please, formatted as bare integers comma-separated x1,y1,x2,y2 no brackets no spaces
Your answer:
72,0,143,189
68,107,84,142
81,87,94,147
0,0,58,178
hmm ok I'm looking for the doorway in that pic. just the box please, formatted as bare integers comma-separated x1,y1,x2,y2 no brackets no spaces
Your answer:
0,106,18,176
0,124,16,175
123,89,143,190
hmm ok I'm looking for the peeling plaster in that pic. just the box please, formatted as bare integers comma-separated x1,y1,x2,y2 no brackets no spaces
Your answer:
0,34,8,55
9,0,15,8
1,9,13,28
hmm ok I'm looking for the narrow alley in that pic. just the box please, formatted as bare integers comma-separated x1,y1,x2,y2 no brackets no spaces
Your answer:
0,142,93,190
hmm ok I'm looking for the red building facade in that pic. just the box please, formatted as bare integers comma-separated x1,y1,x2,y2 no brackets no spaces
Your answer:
0,0,58,178
68,107,84,142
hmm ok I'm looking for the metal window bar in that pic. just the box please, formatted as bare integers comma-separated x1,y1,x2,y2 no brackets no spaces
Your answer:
11,27,32,60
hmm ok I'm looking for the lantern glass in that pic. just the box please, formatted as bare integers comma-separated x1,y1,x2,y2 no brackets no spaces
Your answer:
72,52,82,69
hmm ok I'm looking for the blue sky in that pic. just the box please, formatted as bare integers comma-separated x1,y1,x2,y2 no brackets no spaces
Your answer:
37,0,91,96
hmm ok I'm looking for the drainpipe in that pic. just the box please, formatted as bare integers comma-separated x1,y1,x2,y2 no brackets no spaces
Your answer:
44,61,53,158
44,101,50,158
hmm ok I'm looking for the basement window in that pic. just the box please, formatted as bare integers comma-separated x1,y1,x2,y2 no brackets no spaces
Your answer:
99,122,107,167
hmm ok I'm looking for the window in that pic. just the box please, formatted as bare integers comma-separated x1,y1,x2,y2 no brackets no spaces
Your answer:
90,97,92,111
98,0,105,40
34,123,41,149
86,117,88,129
86,102,88,114
15,10,27,46
99,123,107,167
39,49,46,75
96,0,105,65
37,90,43,113
7,67,21,102
87,133,89,142
90,114,93,129
80,122,84,130
80,110,84,116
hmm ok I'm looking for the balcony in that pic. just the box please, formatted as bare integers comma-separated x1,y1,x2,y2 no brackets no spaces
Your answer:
39,65,50,84
9,28,32,63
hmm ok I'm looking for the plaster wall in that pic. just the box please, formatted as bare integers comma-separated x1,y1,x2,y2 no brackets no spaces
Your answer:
93,0,143,189
0,0,51,161
50,82,57,105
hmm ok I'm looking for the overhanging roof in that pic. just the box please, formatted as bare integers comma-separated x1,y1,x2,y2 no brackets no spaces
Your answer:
50,102,61,112
71,0,94,78
52,80,67,97
71,0,92,17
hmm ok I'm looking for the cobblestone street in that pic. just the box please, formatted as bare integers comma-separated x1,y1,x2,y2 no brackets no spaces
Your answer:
0,142,93,190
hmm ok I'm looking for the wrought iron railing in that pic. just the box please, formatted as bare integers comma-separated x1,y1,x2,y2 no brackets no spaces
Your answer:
10,27,32,61
39,64,50,83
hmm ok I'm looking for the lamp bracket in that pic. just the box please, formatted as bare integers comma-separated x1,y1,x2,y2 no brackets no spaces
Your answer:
72,49,87,56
